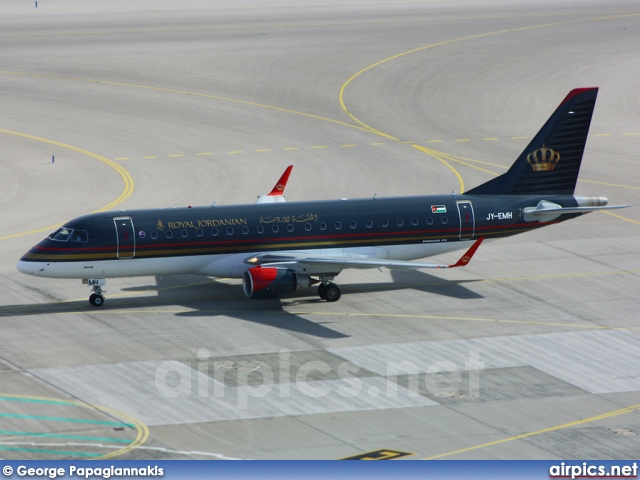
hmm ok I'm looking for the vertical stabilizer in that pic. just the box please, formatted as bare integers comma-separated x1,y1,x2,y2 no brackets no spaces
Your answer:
468,88,598,195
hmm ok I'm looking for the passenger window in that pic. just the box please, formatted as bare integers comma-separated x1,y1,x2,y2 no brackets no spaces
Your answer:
382,219,389,227
305,223,312,232
335,222,342,230
257,225,264,234
397,219,404,227
320,222,327,231
366,220,373,228
287,224,294,232
441,217,449,225
181,230,188,238
242,226,249,235
350,221,357,229
427,217,433,226
151,231,158,240
166,231,173,239
196,229,203,237
212,228,218,237
412,218,419,226
272,225,279,233
227,227,234,235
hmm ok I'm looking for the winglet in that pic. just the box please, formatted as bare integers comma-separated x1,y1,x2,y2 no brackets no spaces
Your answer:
448,237,484,268
257,165,293,204
268,165,293,196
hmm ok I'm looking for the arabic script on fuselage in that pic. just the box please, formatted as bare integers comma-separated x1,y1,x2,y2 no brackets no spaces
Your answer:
259,213,318,224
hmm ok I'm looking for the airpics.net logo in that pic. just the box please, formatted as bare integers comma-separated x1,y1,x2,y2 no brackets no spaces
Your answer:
549,462,638,479
153,348,485,408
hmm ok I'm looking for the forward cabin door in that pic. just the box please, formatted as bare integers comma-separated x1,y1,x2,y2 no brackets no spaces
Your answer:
456,201,475,240
114,217,136,258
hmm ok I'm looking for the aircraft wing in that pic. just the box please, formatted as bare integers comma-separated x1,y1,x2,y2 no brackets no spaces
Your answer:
244,237,484,271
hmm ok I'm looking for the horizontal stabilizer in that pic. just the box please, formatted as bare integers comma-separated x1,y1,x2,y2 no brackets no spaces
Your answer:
526,205,629,215
523,198,628,222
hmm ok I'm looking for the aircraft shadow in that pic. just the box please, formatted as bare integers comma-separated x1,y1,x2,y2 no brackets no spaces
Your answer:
0,271,482,338
387,270,483,299
146,275,349,339
0,276,348,339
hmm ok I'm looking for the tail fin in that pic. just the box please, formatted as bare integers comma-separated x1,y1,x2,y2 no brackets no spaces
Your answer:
467,87,598,195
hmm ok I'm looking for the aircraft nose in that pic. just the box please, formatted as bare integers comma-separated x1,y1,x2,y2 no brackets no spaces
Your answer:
17,260,34,275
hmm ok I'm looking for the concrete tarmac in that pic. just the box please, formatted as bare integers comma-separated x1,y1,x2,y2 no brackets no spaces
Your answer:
0,0,639,460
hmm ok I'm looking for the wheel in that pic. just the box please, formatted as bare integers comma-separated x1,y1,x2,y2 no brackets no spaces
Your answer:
89,293,105,307
318,283,327,300
324,284,341,302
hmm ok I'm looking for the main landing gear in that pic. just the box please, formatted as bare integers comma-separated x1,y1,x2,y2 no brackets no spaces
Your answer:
317,277,341,302
83,278,106,307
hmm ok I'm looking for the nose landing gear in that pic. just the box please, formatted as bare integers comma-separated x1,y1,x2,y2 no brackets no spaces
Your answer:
83,278,106,307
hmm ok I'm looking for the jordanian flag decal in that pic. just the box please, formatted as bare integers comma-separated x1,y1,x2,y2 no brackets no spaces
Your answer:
431,205,447,214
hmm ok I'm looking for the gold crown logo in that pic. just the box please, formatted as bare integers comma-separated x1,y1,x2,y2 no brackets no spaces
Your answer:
156,219,165,231
527,145,560,172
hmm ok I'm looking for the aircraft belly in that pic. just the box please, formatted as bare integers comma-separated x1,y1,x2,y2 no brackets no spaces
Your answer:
195,254,248,278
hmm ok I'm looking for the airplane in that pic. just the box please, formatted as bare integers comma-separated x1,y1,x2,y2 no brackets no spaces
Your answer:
17,87,627,306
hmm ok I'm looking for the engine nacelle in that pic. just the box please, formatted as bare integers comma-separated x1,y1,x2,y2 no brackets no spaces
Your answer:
242,266,313,299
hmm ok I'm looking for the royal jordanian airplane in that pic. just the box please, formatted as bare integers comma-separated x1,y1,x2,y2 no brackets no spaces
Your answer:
18,88,627,306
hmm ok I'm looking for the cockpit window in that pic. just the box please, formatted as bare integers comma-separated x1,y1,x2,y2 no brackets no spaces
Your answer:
49,228,89,242
70,230,88,242
49,228,73,242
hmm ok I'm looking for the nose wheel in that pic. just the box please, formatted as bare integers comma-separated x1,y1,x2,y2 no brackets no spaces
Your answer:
84,279,106,307
89,293,105,307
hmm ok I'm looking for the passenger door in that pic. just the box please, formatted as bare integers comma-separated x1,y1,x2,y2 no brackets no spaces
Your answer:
114,217,136,258
456,201,475,240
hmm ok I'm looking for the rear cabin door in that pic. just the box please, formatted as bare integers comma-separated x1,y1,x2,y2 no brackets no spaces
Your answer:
114,217,135,258
456,201,475,240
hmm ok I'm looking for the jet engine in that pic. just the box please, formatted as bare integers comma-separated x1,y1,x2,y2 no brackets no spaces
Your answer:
242,266,313,299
